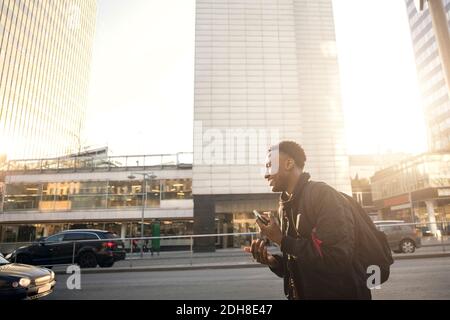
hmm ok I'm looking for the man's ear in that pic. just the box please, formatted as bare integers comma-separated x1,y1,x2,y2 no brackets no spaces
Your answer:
285,158,295,171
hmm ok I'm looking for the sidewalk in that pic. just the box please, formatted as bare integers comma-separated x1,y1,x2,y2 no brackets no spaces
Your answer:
53,246,450,275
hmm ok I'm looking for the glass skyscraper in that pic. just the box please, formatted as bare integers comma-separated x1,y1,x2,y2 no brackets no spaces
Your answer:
405,0,450,152
0,0,97,160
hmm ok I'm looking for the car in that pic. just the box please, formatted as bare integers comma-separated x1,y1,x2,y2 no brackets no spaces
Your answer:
5,229,126,268
0,254,55,300
374,220,422,253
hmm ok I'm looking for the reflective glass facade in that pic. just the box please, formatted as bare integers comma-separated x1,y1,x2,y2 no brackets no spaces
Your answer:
0,0,97,159
4,152,193,172
371,153,450,201
405,0,450,151
2,178,193,212
0,220,194,244
0,155,194,246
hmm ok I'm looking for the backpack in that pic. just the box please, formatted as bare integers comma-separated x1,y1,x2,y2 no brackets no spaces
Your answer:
303,181,394,284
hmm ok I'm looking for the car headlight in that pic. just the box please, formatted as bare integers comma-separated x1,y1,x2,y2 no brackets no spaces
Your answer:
19,277,31,288
5,253,12,260
50,270,55,280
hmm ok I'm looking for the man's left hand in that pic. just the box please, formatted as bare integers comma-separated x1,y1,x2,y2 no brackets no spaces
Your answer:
256,213,283,246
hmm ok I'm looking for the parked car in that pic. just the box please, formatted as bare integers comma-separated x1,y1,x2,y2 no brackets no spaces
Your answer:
5,229,126,268
374,220,422,253
0,254,55,300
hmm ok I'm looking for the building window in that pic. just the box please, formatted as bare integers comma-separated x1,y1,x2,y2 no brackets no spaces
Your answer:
106,180,161,208
161,179,192,200
3,178,192,212
4,183,41,210
159,220,193,235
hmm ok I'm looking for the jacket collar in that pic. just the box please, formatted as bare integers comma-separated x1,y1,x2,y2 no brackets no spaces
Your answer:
279,172,311,206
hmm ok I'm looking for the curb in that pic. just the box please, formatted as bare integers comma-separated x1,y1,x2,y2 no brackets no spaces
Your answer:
126,252,249,262
55,262,264,275
393,252,450,260
53,252,450,275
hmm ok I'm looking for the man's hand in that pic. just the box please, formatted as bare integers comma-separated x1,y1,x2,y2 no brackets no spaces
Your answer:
256,213,283,246
244,239,278,268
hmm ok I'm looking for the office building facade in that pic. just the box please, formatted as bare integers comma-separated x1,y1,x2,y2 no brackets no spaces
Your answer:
371,152,450,236
405,0,450,151
193,0,350,251
0,0,97,159
0,153,194,253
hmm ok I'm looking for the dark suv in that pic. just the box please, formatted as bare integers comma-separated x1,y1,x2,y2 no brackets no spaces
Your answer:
5,230,126,268
374,221,422,253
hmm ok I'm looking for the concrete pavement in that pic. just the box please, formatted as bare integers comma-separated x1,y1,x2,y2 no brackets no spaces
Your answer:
44,257,450,300
48,245,450,275
46,246,450,274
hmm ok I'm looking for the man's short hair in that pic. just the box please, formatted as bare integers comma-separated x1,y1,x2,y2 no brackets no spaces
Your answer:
269,141,307,169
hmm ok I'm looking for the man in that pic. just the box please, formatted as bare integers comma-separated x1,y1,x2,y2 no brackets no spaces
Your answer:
244,141,371,300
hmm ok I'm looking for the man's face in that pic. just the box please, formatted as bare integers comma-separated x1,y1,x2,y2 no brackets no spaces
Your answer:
264,150,289,192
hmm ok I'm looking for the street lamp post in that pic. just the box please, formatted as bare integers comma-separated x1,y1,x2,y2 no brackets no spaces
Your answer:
128,172,157,258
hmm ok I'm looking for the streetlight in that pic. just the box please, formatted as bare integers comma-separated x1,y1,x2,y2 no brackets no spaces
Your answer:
128,172,157,258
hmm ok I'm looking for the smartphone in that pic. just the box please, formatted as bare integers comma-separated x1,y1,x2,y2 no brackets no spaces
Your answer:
253,210,269,226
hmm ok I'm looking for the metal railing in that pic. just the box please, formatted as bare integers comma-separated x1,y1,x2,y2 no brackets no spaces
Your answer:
2,152,193,173
1,221,449,270
1,232,260,269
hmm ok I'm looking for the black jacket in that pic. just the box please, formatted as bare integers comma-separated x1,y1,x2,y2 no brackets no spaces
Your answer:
269,173,371,300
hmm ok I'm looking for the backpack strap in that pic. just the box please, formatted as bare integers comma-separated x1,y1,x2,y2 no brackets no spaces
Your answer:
296,181,329,258
298,181,324,228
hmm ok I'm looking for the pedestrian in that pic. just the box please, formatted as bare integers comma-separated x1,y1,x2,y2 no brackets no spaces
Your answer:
244,141,376,300
132,239,138,252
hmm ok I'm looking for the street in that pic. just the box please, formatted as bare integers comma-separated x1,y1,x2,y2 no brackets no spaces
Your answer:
44,257,450,300
1,0,450,307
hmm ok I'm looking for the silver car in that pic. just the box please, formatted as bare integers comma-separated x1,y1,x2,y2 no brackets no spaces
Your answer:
374,220,422,253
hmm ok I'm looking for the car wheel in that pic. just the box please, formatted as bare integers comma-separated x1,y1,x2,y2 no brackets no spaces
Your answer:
400,239,415,253
16,254,32,265
98,260,114,268
78,252,97,268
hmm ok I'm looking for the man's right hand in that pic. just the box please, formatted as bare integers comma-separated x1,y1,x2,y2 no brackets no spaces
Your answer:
244,239,278,268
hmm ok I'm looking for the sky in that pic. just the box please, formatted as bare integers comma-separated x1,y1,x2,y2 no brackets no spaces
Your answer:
84,0,428,156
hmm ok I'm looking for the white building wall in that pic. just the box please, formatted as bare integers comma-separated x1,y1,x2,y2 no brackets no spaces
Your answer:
193,0,351,195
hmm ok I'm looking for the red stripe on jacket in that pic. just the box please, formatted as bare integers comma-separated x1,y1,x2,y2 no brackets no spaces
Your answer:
311,228,323,258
